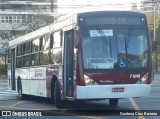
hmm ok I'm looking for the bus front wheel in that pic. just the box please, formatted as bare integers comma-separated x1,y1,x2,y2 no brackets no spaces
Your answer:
109,99,118,106
54,80,65,108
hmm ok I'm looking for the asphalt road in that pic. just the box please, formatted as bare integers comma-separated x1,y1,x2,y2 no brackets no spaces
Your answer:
0,73,160,119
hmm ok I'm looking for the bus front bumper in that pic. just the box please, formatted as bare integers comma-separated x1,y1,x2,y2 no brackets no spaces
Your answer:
76,84,151,99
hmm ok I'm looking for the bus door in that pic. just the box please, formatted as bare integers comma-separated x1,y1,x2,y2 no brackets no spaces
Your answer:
11,48,16,90
63,30,74,97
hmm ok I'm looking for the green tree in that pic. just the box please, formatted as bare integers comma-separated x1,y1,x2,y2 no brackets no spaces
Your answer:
149,21,160,71
0,31,13,74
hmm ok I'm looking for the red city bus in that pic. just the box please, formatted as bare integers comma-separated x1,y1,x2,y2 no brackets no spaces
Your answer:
8,11,152,108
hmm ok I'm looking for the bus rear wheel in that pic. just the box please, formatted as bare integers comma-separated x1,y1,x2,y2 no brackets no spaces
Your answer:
54,80,65,108
18,80,24,100
109,99,118,106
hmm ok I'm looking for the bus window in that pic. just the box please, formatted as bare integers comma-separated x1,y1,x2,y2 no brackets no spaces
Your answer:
40,34,50,51
8,49,11,59
40,37,43,51
50,33,54,48
60,31,63,46
16,44,23,56
23,42,31,54
23,55,30,67
117,28,148,69
52,31,61,48
8,49,11,74
50,48,62,64
16,57,22,68
82,27,148,70
31,53,39,66
32,38,39,53
39,51,49,65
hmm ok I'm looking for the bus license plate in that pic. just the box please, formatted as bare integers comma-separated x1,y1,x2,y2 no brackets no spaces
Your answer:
112,88,124,92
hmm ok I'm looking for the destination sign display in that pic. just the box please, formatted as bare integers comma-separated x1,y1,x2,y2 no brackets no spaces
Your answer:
85,17,143,25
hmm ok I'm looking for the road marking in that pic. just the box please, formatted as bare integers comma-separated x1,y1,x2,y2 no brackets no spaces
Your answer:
132,100,160,103
59,109,106,119
9,101,24,107
44,110,107,118
129,98,145,119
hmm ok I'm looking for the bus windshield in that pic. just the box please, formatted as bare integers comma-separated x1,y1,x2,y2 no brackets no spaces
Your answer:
82,26,148,70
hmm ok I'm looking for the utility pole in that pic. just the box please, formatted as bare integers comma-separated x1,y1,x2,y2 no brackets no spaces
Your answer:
51,0,54,12
153,2,156,42
50,0,58,22
51,0,57,12
153,0,158,72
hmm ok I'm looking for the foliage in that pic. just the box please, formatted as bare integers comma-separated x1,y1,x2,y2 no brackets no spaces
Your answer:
0,14,54,69
149,22,160,68
0,62,7,75
22,15,54,33
0,31,13,51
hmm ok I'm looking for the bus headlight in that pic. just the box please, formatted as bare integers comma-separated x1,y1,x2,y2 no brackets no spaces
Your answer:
84,75,98,85
136,73,148,84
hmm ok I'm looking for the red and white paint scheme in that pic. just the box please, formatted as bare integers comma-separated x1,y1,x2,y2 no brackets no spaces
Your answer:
8,11,152,108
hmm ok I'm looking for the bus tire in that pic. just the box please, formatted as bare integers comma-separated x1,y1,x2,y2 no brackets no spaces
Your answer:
18,80,24,100
109,99,118,106
54,80,65,108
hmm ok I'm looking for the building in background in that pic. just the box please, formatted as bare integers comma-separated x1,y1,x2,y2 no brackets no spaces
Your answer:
0,0,59,61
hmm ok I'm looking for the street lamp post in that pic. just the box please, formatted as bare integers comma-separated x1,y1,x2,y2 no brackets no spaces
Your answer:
153,5,156,42
51,0,53,12
153,0,158,72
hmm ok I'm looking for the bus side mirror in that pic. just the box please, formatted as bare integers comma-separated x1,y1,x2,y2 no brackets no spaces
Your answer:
74,30,81,49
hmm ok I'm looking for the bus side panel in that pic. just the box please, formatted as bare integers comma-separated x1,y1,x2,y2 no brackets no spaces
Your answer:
30,67,47,97
16,68,30,94
16,67,47,97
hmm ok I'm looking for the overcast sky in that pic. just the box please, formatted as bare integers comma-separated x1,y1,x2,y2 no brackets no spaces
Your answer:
57,0,141,13
58,0,141,5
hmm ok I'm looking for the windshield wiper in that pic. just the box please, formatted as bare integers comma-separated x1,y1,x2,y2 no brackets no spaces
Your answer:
124,26,132,57
98,30,110,45
97,29,112,57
